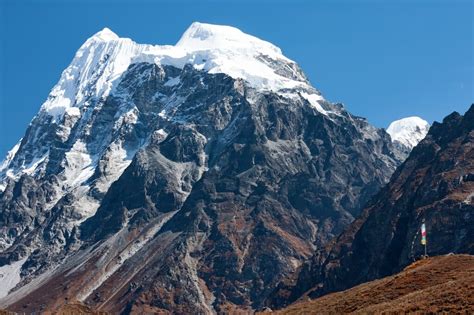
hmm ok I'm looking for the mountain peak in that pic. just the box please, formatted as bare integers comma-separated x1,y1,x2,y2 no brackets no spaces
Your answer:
89,27,119,42
35,22,323,123
180,22,240,41
387,116,430,149
176,22,283,56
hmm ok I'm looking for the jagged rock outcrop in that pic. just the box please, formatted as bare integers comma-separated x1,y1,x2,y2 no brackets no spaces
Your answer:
0,23,407,313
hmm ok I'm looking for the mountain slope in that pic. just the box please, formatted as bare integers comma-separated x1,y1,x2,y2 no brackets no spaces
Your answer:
0,23,406,313
270,105,473,307
268,255,474,314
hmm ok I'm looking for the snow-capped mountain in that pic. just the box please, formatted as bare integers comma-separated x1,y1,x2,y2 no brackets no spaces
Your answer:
387,116,430,149
39,23,326,122
0,23,407,313
0,23,327,196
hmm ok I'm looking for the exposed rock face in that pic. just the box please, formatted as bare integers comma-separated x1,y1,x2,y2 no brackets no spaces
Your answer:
0,24,406,313
271,105,474,308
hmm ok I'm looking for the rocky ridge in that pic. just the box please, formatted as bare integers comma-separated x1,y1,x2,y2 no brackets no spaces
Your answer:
269,105,474,308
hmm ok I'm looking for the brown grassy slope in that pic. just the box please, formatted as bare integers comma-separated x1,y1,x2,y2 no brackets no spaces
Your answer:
12,303,110,315
45,303,109,315
269,254,474,314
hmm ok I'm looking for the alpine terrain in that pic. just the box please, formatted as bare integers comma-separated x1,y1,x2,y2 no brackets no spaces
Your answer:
269,105,474,309
0,23,423,313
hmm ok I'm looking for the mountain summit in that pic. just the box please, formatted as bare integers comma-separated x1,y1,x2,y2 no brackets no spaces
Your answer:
176,22,284,55
387,116,430,149
90,27,120,42
34,22,319,124
0,23,407,313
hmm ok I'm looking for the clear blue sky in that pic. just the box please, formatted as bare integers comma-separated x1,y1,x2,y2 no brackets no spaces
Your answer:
0,0,472,157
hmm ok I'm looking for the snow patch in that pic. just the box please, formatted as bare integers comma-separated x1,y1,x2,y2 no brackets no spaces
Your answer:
62,140,94,188
3,152,48,182
65,107,81,117
0,140,21,173
0,257,28,299
300,92,327,115
164,76,180,87
0,140,22,192
23,155,48,176
94,140,135,193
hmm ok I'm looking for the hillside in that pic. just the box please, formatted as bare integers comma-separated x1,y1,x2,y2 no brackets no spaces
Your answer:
268,105,474,308
268,255,474,314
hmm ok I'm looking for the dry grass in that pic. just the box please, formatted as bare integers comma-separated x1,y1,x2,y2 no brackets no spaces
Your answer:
267,254,474,314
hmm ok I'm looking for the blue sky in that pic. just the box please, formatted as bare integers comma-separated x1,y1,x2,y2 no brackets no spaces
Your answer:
0,0,472,157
